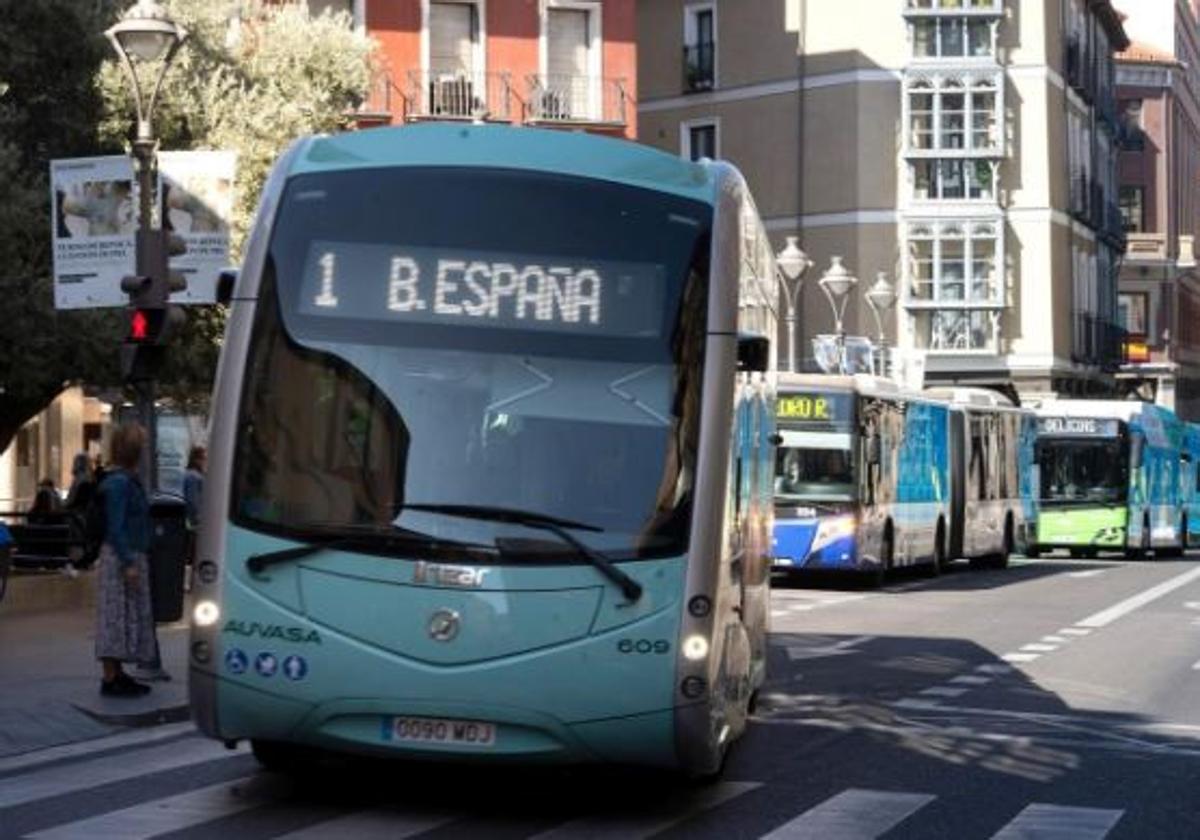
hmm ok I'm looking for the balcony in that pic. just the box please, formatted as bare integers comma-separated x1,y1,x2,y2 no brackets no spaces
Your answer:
351,70,406,126
1125,232,1167,261
406,71,513,122
683,43,715,92
903,0,1003,16
526,75,628,126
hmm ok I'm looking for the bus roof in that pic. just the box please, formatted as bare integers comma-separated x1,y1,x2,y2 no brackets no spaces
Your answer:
1033,400,1170,423
287,123,718,204
778,373,938,405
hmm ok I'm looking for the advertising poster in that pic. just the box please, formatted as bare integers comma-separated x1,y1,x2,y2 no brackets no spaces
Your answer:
159,150,236,304
50,156,138,309
51,151,236,309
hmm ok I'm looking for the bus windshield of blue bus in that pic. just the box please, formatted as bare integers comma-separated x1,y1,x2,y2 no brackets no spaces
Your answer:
231,166,711,562
1038,439,1128,505
774,432,855,502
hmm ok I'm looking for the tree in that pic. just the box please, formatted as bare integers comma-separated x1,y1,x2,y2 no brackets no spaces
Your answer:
0,0,376,455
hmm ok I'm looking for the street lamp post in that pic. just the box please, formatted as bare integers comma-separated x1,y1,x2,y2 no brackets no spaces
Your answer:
864,272,897,378
776,236,813,372
106,0,187,489
817,256,858,374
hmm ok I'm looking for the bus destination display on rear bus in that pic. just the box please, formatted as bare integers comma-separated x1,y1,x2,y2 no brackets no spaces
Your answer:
1037,417,1121,438
777,392,853,426
297,241,667,338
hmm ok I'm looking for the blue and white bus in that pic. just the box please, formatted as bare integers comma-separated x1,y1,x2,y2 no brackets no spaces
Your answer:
1183,423,1200,549
1033,400,1184,558
772,374,953,582
189,124,779,777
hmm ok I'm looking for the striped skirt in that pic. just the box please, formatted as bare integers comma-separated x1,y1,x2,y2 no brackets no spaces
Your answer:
94,544,156,664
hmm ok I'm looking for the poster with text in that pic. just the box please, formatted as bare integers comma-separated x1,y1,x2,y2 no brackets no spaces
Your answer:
50,156,138,309
159,150,236,304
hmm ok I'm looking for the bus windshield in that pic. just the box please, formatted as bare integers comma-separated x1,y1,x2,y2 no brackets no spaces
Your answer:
231,166,711,562
774,432,856,502
1038,439,1128,505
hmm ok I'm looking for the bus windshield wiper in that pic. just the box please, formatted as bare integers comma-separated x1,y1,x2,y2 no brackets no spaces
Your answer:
246,523,491,574
399,503,643,603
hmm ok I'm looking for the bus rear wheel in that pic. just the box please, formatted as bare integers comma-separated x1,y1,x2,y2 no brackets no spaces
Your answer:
925,524,946,577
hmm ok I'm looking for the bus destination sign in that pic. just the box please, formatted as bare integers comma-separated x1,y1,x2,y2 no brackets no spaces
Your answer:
1037,417,1120,437
296,241,666,339
777,392,852,425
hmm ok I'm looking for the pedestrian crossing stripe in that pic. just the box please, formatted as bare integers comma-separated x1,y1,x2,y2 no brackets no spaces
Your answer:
7,770,1134,840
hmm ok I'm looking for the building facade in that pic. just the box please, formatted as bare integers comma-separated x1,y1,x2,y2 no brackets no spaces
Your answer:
1112,0,1200,419
638,0,1129,402
316,0,637,139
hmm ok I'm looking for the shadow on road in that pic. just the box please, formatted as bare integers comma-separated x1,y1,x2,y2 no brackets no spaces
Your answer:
771,557,1128,594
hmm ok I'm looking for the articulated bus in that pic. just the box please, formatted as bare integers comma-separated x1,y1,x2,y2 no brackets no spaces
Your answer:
926,388,1039,569
772,377,1036,582
1184,423,1200,548
1032,401,1184,558
771,374,951,582
189,124,780,777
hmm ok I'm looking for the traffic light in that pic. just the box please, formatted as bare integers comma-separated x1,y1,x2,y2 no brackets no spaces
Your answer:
119,228,189,382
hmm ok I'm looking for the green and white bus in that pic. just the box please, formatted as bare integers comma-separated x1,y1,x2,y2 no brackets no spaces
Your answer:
1032,401,1185,558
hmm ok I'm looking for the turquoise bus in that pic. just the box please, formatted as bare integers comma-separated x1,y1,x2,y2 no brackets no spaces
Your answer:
1184,423,1200,549
188,124,779,778
1032,401,1185,558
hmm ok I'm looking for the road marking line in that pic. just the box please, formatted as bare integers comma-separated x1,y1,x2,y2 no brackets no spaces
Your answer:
976,664,1015,675
771,610,788,618
0,722,196,776
989,803,1124,840
1184,601,1200,611
531,781,759,839
759,788,935,839
1021,643,1059,653
892,699,943,709
920,686,968,698
0,738,246,809
1002,653,1041,663
949,675,992,686
278,808,459,839
1068,569,1109,579
1077,566,1200,628
1192,660,1200,671
25,776,268,839
1042,636,1069,644
1060,628,1092,636
790,604,816,611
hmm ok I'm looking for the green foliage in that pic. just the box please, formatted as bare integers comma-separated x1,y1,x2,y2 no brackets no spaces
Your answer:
1,0,375,451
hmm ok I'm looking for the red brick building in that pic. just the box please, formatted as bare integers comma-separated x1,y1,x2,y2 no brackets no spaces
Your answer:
323,0,636,139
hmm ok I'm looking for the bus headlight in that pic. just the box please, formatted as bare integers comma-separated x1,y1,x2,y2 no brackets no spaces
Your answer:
683,634,709,661
193,600,220,627
812,515,857,552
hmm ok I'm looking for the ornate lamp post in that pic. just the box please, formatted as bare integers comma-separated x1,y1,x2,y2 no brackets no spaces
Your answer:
106,0,187,488
864,272,897,378
818,256,858,374
775,236,813,372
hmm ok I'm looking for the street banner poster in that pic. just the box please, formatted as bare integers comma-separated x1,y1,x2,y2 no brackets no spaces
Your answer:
50,155,138,309
159,150,236,304
51,151,236,309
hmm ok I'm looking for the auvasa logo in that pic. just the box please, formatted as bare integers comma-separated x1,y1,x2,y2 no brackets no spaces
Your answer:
222,620,322,645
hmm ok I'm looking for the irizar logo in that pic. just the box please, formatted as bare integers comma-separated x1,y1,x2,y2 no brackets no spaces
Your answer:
222,620,322,645
413,561,490,588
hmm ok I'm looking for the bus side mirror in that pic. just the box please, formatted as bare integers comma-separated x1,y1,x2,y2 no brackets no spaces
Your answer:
216,268,238,306
737,335,770,373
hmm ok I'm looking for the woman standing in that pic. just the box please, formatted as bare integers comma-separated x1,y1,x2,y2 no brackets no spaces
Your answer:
95,423,155,697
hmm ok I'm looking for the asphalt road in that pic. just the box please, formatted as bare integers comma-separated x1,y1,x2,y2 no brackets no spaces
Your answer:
4,553,1200,839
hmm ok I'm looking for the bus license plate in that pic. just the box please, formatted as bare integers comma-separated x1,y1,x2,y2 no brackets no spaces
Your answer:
388,716,496,747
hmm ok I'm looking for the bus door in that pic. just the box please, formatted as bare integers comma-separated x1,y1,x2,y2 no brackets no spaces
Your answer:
947,408,966,560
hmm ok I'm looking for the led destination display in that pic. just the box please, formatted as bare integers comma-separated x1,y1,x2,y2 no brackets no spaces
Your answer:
1037,417,1121,437
777,392,853,425
298,241,667,338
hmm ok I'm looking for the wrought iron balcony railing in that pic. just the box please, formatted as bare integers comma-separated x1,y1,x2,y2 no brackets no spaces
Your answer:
406,70,513,121
526,74,627,125
683,43,715,92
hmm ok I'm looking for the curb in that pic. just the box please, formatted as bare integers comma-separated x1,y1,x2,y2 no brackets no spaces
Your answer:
73,702,192,729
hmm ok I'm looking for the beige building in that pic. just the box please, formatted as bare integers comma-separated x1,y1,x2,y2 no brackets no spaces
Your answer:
638,0,1129,401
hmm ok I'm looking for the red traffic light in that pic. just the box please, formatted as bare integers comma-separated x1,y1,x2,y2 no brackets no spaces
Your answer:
130,309,150,342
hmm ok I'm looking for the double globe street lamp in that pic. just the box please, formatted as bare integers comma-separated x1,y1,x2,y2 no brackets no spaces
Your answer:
775,236,814,373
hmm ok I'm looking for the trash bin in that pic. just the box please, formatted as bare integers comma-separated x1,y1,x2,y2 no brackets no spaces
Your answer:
148,494,188,623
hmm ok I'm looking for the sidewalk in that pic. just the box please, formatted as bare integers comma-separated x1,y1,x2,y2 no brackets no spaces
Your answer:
0,569,191,759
